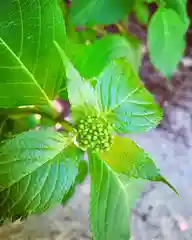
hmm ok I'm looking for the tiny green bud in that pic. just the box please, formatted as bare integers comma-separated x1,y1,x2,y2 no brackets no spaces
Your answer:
103,147,110,152
92,125,97,130
83,140,89,145
93,135,97,140
79,124,84,129
98,128,103,132
91,142,96,148
104,142,110,148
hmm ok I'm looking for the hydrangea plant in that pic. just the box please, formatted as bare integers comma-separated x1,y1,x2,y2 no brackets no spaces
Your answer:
0,0,188,239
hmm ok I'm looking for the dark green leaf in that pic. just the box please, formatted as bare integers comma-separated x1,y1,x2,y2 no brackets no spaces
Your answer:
0,129,81,220
164,0,189,30
134,3,150,25
55,41,99,121
40,116,55,127
0,0,65,108
147,8,185,77
62,160,88,205
69,0,135,26
59,78,68,101
66,35,141,78
100,136,178,194
96,59,162,133
89,152,145,240
62,184,76,206
11,115,38,134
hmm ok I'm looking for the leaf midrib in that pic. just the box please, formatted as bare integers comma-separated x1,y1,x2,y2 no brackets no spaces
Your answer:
104,86,143,116
0,37,51,105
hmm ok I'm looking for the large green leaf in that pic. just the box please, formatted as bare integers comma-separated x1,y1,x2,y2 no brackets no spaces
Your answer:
147,8,186,78
62,159,88,205
164,0,189,30
0,0,66,108
69,0,135,26
55,41,99,121
0,129,81,220
100,136,177,195
89,152,145,240
65,35,141,78
96,59,162,133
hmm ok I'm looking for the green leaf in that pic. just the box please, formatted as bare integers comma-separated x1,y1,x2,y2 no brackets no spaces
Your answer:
96,59,162,133
59,79,68,101
134,3,150,25
62,159,88,205
164,0,189,30
0,129,81,220
89,152,145,240
11,115,38,134
69,0,135,26
55,41,99,121
100,136,178,194
75,160,88,184
0,0,66,108
66,35,141,78
147,8,186,77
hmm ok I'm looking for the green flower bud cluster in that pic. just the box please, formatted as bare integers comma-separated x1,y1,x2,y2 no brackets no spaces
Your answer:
76,116,113,152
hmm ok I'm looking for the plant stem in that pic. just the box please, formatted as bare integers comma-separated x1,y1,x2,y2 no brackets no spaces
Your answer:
0,106,75,133
115,23,127,34
92,25,106,36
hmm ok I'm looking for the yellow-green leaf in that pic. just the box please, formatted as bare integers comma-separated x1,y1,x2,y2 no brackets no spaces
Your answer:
100,136,178,194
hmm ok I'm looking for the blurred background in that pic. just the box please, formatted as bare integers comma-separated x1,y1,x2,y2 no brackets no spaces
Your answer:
1,1,192,239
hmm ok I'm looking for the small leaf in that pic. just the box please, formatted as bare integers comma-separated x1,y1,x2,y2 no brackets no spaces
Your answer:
89,152,145,240
0,0,66,108
69,0,135,26
147,8,186,77
96,59,162,133
100,136,178,194
66,35,141,78
134,3,150,25
55,41,99,121
0,129,81,220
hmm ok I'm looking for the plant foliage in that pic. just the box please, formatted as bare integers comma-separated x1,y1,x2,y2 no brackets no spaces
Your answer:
0,0,188,239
